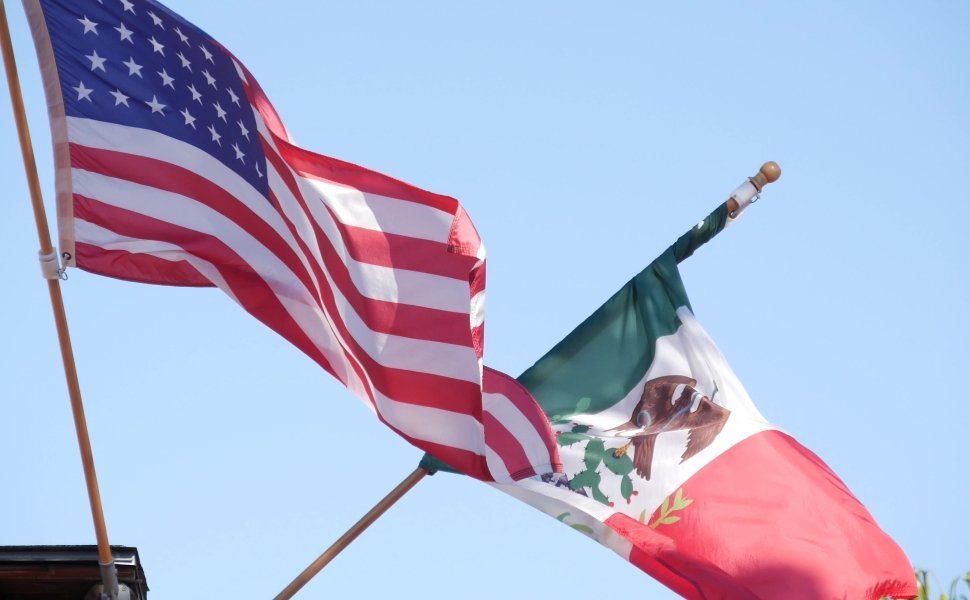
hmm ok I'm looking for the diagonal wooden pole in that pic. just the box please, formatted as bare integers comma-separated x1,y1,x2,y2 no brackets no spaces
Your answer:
274,467,429,600
0,3,119,598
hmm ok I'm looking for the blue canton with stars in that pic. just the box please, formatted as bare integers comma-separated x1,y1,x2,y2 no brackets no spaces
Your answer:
40,0,269,200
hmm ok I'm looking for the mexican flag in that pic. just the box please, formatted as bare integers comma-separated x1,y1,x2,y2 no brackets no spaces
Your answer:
427,203,917,599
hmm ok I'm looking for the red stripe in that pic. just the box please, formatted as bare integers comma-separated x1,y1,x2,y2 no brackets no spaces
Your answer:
447,204,482,258
240,68,459,214
73,145,476,347
469,262,486,298
338,222,478,280
275,136,459,214
607,431,917,600
74,242,212,287
483,367,560,470
482,410,534,480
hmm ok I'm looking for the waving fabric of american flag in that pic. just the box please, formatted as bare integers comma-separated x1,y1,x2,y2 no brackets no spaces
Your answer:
23,0,561,483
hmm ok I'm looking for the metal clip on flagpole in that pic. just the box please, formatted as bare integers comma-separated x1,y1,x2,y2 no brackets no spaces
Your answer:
727,161,781,218
0,3,120,599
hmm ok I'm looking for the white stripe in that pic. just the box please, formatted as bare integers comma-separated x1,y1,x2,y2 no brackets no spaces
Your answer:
306,178,456,242
484,444,512,482
372,392,485,454
72,169,481,383
494,477,619,524
470,289,486,330
483,390,552,474
491,477,634,558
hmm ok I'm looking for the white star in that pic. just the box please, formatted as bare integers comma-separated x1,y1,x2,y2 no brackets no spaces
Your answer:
208,124,222,146
174,27,189,44
157,68,175,89
199,44,214,63
109,89,130,106
176,52,192,71
120,0,135,14
180,107,196,129
232,142,245,163
77,15,98,35
146,10,164,28
123,57,143,77
145,95,166,114
115,22,134,43
187,83,203,103
213,101,227,122
227,87,240,106
255,162,263,178
237,119,250,140
73,81,94,101
148,36,165,56
201,69,216,87
86,50,107,72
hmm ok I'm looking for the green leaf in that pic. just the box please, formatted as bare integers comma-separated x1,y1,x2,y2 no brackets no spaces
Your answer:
576,397,592,413
638,509,647,523
571,524,595,535
660,495,670,516
555,512,571,522
677,498,694,510
659,516,681,526
675,488,683,505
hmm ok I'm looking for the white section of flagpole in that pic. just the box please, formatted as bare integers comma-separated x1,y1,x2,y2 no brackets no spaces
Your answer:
0,3,119,598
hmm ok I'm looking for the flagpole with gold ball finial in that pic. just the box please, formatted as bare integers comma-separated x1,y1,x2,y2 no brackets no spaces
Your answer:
727,161,781,217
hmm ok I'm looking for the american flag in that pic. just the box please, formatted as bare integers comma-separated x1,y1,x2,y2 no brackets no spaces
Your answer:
24,0,561,482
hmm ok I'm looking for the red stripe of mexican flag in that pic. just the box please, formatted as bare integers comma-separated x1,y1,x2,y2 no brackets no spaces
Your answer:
607,430,914,600
491,204,916,599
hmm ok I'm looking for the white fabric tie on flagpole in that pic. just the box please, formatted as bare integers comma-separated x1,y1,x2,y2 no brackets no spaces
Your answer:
729,180,760,218
38,248,64,280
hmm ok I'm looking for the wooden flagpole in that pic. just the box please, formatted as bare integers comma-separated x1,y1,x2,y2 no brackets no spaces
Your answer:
273,467,429,600
0,3,120,598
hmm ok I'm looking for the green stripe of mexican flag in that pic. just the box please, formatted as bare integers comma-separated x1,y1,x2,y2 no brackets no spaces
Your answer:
422,203,916,599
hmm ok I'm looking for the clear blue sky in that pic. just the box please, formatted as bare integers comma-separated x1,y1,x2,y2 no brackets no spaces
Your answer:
2,1,968,598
